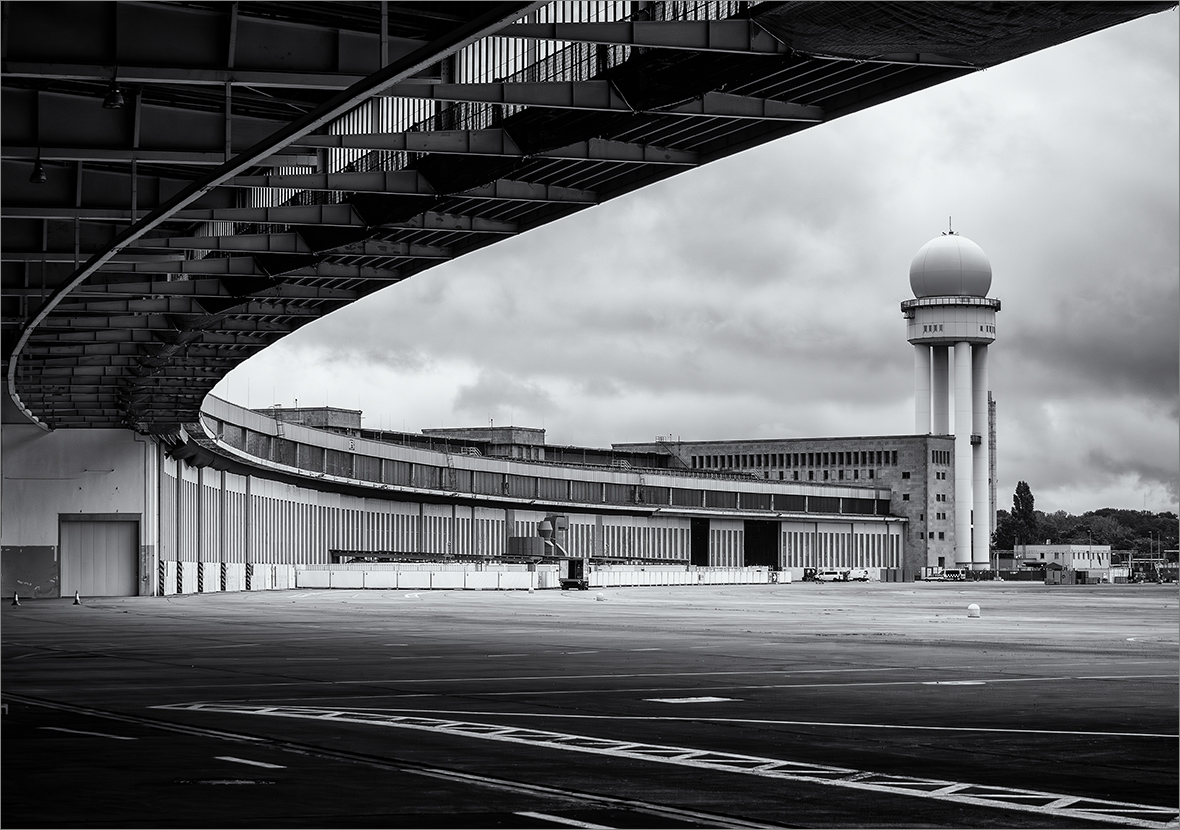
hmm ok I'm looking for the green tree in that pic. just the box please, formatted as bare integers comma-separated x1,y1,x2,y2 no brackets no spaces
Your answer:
992,508,1016,550
1011,481,1038,550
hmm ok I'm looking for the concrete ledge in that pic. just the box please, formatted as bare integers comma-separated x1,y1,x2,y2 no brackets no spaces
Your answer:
298,570,331,588
329,570,364,589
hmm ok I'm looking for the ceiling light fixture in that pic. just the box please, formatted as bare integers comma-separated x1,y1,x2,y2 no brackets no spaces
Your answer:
103,82,125,109
29,154,47,184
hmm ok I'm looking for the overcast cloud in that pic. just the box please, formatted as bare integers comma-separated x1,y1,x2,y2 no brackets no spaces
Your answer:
216,11,1180,515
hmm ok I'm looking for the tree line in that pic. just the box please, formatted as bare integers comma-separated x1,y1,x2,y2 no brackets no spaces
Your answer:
992,480,1177,554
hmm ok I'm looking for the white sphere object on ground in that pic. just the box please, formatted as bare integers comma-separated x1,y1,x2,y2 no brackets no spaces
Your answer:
967,603,981,618
910,234,992,298
596,592,605,602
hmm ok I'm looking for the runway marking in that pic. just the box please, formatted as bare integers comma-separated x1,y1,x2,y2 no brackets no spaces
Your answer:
163,703,1179,829
259,705,1176,739
216,755,286,769
460,674,1177,699
922,680,986,685
39,726,137,740
190,643,261,650
645,697,738,704
514,811,613,828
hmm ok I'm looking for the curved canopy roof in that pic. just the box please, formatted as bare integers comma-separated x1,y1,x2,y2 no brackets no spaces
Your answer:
3,1,1170,434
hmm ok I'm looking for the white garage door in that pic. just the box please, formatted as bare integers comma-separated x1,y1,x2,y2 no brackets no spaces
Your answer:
60,521,139,598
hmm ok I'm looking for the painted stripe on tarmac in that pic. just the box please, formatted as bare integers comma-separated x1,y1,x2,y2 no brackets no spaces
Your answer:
163,703,1179,829
39,726,137,741
515,811,613,828
339,707,1173,739
216,755,286,769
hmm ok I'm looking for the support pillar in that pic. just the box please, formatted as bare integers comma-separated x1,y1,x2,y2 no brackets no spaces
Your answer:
932,346,950,434
914,344,931,434
972,345,990,570
953,341,973,568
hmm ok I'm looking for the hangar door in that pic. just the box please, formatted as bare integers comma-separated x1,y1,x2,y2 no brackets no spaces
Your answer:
60,520,139,597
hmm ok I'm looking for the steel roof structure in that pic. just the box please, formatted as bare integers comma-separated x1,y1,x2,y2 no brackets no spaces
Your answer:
3,1,1171,436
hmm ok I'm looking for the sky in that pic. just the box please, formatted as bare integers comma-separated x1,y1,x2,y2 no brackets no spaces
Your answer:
214,9,1180,517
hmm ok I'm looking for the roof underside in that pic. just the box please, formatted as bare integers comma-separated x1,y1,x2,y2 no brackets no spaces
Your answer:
2,0,1170,434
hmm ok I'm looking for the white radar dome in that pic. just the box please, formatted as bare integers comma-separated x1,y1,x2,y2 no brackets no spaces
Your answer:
909,233,992,298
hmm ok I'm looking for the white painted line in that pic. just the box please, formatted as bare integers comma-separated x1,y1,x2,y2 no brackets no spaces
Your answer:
514,811,613,828
280,706,1176,740
644,697,738,704
171,704,1179,829
39,726,136,741
922,681,986,686
191,643,262,650
215,755,285,769
564,651,599,655
629,648,661,652
487,654,529,658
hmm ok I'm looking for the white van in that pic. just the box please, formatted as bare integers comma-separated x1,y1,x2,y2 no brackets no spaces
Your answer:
816,569,847,582
847,568,870,582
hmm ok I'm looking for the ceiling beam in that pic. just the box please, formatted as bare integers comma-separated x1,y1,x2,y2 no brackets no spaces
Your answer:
502,19,790,55
290,129,699,165
383,79,823,121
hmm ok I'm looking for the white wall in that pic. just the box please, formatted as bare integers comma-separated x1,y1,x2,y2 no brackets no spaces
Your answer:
2,426,151,544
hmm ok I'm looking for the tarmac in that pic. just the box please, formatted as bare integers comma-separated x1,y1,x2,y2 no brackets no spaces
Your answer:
3,581,1177,828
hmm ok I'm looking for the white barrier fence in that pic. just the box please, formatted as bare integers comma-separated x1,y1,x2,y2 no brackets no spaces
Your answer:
157,563,793,594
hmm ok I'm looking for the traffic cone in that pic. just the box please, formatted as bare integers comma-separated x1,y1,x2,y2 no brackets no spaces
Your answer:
11,592,20,606
73,590,81,606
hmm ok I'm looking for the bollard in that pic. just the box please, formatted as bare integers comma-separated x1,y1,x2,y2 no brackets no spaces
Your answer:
73,590,81,606
967,603,981,618
11,592,20,607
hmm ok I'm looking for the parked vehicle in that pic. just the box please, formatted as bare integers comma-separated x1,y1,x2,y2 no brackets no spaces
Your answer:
559,558,589,590
816,569,847,582
847,568,870,582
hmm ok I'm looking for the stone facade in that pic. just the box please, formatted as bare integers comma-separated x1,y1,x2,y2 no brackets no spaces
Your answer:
616,434,963,575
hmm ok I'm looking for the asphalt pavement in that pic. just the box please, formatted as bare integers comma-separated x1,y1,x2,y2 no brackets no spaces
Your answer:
3,581,1177,828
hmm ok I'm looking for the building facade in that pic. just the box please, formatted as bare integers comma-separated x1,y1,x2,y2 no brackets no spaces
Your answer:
616,434,957,576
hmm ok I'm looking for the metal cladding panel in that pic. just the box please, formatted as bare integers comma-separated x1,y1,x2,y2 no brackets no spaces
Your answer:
298,443,325,473
569,479,599,503
808,495,841,514
537,476,566,500
383,458,413,486
705,490,738,510
774,493,807,512
473,470,503,495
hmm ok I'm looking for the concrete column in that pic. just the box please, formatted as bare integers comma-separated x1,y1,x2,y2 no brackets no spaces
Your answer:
931,346,950,434
914,344,931,434
953,341,973,568
972,345,990,570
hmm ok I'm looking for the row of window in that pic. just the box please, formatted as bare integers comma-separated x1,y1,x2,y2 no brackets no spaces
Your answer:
791,469,874,482
692,449,899,470
205,418,887,515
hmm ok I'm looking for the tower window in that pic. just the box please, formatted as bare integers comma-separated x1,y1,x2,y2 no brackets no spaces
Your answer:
901,472,910,480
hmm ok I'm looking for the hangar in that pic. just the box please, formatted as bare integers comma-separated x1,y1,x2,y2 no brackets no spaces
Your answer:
3,1,1171,596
